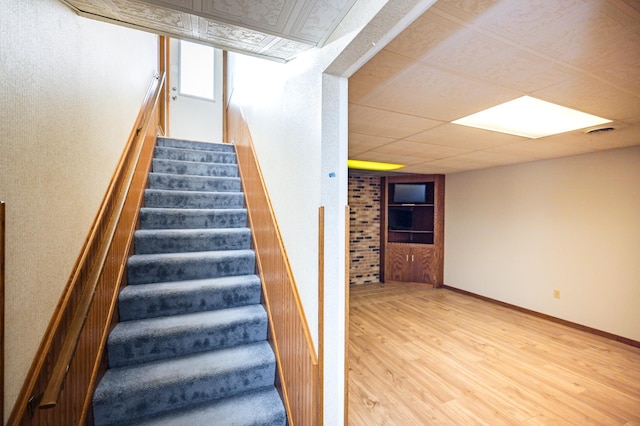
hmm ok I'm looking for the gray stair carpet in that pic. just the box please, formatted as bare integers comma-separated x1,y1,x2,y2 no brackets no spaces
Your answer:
93,138,285,426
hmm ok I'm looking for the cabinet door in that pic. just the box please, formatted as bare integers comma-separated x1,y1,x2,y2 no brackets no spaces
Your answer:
409,246,436,284
385,244,410,282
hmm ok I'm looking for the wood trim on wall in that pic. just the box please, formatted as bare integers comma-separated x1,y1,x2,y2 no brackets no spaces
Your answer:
8,73,165,425
317,206,324,426
222,50,228,143
158,36,170,136
228,100,319,426
344,204,350,426
443,285,640,348
1,201,5,423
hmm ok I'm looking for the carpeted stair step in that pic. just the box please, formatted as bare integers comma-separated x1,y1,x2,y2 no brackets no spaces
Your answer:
127,387,286,426
154,146,237,164
152,158,238,177
93,138,284,425
156,137,235,153
107,304,268,368
127,250,256,285
144,189,245,209
134,228,251,254
92,341,276,425
139,207,248,230
118,275,262,321
147,172,241,192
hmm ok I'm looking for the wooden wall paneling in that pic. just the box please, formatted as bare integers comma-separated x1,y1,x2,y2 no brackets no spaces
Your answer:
7,73,164,425
228,100,319,426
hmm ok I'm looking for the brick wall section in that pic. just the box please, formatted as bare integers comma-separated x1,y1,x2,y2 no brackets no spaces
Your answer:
348,173,381,285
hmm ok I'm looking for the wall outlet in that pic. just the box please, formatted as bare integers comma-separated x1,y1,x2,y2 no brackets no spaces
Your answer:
553,289,560,299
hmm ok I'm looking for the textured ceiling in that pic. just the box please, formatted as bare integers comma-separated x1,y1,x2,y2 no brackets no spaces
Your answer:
59,0,357,62
349,0,640,174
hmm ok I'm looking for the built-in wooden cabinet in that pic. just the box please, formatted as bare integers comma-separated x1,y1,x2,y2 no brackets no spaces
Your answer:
381,174,444,286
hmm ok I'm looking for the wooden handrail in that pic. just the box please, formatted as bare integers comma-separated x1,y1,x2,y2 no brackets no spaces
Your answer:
37,73,164,410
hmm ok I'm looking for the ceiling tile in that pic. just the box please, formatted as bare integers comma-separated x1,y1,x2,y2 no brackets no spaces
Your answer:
480,139,593,162
372,140,469,159
383,11,463,60
474,0,582,44
417,26,572,93
418,152,505,171
348,104,442,139
199,0,289,29
519,1,635,67
354,151,426,166
357,62,520,121
396,162,466,174
432,0,504,22
61,0,355,61
406,123,526,150
532,75,640,121
348,50,415,103
348,133,398,156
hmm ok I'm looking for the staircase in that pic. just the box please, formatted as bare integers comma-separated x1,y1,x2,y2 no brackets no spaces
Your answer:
92,138,286,425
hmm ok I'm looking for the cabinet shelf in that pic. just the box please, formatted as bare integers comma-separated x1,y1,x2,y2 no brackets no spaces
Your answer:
388,203,434,207
389,230,433,234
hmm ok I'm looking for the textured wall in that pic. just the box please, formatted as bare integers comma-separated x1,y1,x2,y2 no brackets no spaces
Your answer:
445,146,640,342
0,0,157,419
348,173,380,285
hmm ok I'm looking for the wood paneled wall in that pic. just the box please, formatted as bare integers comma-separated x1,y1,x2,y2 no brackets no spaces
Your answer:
228,101,319,426
8,73,164,426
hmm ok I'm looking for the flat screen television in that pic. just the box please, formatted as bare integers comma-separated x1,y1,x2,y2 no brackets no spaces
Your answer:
393,183,427,204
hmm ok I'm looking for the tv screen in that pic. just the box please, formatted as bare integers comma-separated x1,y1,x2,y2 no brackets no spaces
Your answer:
393,183,426,204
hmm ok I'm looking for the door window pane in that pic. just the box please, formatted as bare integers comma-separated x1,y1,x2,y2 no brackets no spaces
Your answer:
179,40,214,100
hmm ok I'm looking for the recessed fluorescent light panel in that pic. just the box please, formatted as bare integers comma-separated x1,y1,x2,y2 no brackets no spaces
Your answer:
348,159,405,171
452,96,612,138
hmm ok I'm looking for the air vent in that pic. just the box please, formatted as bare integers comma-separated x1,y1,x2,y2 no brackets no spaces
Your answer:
585,126,616,134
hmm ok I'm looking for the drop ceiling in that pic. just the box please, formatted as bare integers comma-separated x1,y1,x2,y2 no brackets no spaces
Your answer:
59,0,357,62
349,0,640,174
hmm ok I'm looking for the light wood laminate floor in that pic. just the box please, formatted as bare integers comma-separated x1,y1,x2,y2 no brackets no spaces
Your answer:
348,283,640,425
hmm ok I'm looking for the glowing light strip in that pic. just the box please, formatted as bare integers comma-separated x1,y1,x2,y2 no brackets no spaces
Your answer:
348,159,405,171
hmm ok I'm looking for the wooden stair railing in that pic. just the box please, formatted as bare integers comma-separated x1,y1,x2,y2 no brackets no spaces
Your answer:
228,99,320,425
8,72,165,426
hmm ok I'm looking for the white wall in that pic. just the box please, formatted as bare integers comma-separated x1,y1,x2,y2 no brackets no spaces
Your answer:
444,146,640,341
229,1,443,422
228,3,389,424
169,39,223,142
0,0,158,420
